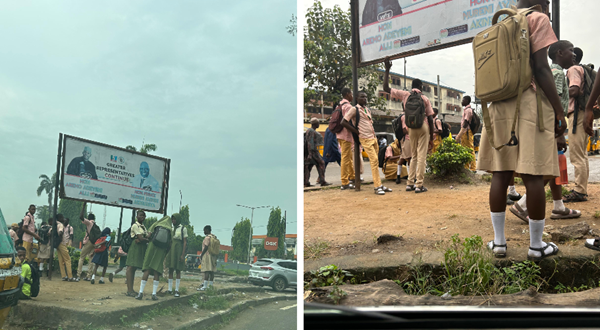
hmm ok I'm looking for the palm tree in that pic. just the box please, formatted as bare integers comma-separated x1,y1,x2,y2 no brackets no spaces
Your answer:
37,172,57,213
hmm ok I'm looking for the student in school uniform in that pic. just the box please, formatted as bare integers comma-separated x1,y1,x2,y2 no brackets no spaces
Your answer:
55,214,75,281
564,47,589,202
36,220,52,277
431,109,443,154
510,40,582,221
198,225,218,291
383,60,435,193
341,91,393,195
454,96,477,172
109,246,128,283
136,216,172,301
90,227,112,285
383,139,408,182
21,205,41,262
76,202,97,281
16,247,32,300
125,210,149,297
166,213,187,297
477,0,566,261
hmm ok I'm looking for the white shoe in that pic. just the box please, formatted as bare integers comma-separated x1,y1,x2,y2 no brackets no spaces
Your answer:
374,186,385,195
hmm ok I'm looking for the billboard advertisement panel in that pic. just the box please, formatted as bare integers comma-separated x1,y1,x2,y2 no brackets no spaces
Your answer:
264,237,279,251
60,135,169,212
356,0,517,66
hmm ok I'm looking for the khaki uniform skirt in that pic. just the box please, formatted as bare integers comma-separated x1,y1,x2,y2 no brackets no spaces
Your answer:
37,243,51,259
477,87,558,178
201,253,217,272
400,137,412,160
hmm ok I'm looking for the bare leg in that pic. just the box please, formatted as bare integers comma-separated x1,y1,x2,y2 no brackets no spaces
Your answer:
169,269,174,280
142,270,151,281
101,266,107,278
126,266,137,293
176,270,181,280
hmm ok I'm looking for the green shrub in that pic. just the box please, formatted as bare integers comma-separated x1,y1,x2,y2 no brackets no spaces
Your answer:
426,137,474,176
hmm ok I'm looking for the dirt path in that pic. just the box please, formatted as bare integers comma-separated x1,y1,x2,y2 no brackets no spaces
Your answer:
304,180,600,260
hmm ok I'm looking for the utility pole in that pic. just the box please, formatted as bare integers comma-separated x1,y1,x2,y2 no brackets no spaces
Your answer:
351,0,361,191
437,75,441,112
403,58,407,90
320,92,324,121
236,204,270,264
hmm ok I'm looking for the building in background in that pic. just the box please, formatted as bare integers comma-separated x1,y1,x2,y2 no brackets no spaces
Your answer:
251,234,297,260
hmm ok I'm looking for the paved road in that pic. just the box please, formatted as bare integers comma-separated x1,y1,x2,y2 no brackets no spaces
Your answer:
306,151,600,189
221,299,297,330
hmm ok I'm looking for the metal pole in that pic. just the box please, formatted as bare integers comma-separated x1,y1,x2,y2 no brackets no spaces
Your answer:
351,0,360,191
404,58,407,90
248,208,254,264
320,92,324,121
117,207,123,244
437,75,441,112
552,0,560,39
49,133,63,280
163,159,171,217
283,210,287,259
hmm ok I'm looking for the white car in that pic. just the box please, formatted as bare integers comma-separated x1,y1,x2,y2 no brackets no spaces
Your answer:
248,259,297,292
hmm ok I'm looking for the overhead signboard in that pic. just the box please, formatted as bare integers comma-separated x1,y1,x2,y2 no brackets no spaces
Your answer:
60,135,169,213
354,0,517,67
264,237,279,251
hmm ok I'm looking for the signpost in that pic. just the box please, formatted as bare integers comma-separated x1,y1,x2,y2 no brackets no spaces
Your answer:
264,237,279,251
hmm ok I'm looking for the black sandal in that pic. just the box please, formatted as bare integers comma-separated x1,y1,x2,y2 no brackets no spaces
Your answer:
487,240,507,258
562,190,588,203
527,243,559,262
585,238,600,251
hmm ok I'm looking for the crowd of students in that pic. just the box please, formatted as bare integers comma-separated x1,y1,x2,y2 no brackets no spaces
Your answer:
10,202,220,301
313,0,600,261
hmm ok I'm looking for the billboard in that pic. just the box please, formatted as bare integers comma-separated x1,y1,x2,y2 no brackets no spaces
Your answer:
60,135,169,213
355,0,517,66
264,237,279,251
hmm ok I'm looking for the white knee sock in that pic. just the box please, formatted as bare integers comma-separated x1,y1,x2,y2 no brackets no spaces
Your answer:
39,262,44,271
139,279,147,293
518,194,527,211
168,279,173,291
529,218,545,249
491,212,506,245
209,281,213,287
202,280,208,288
553,200,566,212
509,185,517,195
92,274,95,280
100,277,104,281
153,280,159,295
176,279,180,291
397,165,401,175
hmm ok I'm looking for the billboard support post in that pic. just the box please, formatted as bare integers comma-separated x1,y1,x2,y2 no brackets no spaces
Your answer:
552,0,560,39
163,159,171,217
117,207,123,244
437,75,441,111
351,0,361,191
50,133,63,281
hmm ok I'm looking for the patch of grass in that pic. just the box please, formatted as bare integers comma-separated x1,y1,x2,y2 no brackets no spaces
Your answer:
223,269,249,276
554,283,594,293
545,186,570,201
179,287,188,295
304,239,330,260
514,177,524,185
482,174,492,182
594,211,600,219
396,234,545,296
189,288,232,310
138,306,182,323
449,214,458,219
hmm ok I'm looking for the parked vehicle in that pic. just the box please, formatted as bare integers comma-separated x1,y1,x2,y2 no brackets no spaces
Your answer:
0,208,24,328
248,259,296,292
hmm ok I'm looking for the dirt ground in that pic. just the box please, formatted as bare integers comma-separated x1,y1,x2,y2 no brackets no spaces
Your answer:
24,274,242,311
304,179,600,259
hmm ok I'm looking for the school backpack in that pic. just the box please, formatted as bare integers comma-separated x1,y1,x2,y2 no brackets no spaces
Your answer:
392,114,406,142
576,64,600,119
39,224,51,245
469,112,481,134
404,91,425,129
94,236,109,253
473,5,542,150
120,228,133,253
24,261,40,298
88,222,102,247
52,225,62,249
328,104,344,134
208,235,221,256
439,118,450,139
377,146,387,168
150,226,171,249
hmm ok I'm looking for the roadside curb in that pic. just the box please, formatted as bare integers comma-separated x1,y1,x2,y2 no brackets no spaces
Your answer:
174,294,296,330
7,285,289,329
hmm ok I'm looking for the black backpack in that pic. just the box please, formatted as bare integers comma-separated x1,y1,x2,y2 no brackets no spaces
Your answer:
39,225,51,245
439,118,451,139
577,64,598,118
25,261,40,298
404,91,425,129
469,112,481,134
378,146,387,168
52,226,62,249
150,226,171,249
392,114,406,142
88,222,102,246
121,228,133,253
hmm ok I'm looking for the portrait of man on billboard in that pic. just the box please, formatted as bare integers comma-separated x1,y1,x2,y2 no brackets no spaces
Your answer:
361,0,404,26
66,146,98,179
130,161,160,192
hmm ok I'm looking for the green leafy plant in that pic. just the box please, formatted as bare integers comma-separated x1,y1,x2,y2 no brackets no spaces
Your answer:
545,186,570,201
594,211,600,219
304,240,329,260
426,138,475,177
304,264,353,305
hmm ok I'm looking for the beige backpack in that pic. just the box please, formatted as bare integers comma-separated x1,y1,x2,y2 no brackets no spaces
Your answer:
208,235,221,256
473,5,543,150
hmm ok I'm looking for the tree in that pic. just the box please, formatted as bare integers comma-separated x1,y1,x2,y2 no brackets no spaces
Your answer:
35,205,51,227
125,144,157,154
57,199,88,246
286,14,297,36
231,218,252,262
256,207,286,259
36,173,57,214
304,1,386,112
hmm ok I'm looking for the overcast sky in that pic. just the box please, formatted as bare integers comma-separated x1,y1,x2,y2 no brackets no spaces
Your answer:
0,1,297,245
303,0,600,100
